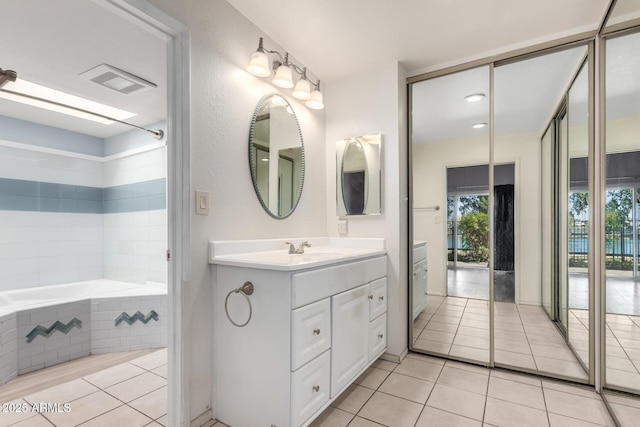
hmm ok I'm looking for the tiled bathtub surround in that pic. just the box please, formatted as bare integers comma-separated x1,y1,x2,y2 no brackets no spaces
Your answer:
0,142,167,291
0,292,167,385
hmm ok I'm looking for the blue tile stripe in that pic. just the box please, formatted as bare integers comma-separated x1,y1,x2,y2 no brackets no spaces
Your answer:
0,178,165,213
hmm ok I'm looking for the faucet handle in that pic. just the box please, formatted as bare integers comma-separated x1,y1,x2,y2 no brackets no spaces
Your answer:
285,242,296,254
301,241,311,248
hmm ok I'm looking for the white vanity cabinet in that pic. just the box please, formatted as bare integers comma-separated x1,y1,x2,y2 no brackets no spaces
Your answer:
213,254,387,427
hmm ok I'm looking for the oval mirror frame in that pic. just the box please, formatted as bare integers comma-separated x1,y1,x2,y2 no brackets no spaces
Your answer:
248,94,305,219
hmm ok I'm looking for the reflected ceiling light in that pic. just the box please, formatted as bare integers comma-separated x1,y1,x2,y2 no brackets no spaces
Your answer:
271,95,287,106
472,122,488,129
247,37,324,110
464,93,485,102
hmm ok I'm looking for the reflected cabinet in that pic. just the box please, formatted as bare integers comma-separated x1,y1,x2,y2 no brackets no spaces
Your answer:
410,3,640,405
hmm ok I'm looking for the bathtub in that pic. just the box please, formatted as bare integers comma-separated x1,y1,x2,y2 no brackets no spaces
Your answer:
0,279,168,385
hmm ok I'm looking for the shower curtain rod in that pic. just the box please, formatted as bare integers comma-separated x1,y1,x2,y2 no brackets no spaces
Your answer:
0,88,164,140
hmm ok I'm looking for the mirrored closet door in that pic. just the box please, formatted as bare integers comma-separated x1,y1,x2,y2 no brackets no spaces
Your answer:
411,65,491,365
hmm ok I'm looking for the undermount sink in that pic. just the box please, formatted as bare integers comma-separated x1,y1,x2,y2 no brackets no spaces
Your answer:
209,239,387,271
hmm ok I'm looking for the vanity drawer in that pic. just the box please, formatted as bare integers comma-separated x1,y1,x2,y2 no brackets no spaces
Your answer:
291,350,330,427
369,277,387,320
292,298,331,371
369,314,387,361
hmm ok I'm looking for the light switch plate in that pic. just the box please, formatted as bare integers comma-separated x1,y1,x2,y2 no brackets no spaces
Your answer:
337,219,348,236
195,190,209,215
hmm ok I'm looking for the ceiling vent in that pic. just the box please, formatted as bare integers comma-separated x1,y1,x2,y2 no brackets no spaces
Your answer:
80,64,156,95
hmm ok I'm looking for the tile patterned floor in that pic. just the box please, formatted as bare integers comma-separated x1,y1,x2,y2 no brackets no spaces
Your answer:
0,349,181,427
311,353,617,427
413,296,590,381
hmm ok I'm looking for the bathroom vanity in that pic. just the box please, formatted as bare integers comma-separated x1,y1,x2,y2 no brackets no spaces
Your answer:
413,241,427,320
209,238,387,427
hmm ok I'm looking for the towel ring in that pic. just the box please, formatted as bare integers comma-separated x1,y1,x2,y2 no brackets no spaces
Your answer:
224,282,254,327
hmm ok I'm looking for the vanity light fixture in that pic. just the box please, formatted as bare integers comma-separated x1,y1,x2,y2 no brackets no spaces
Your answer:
464,93,485,102
472,122,488,129
247,37,324,110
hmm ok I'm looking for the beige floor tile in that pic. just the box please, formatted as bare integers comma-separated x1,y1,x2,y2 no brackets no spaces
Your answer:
606,368,640,390
354,367,390,390
448,345,489,363
77,404,153,426
436,366,488,395
309,406,354,427
371,359,397,372
548,413,608,426
156,414,168,426
129,349,167,371
534,357,588,380
347,417,383,427
431,315,462,325
494,321,525,333
358,391,423,427
24,379,99,405
490,370,541,387
457,326,490,338
378,372,434,403
487,376,545,410
414,339,452,354
526,333,568,348
604,392,640,409
609,402,640,427
128,386,168,420
330,384,374,414
494,338,532,355
404,352,446,365
426,384,486,421
605,355,637,372
484,397,549,427
82,363,146,389
444,360,490,376
495,350,537,370
0,398,40,426
424,321,459,333
414,319,428,330
104,372,166,403
453,334,489,350
394,356,443,382
494,329,528,344
544,389,614,426
530,343,579,362
542,380,600,400
151,364,168,379
415,406,481,427
419,329,455,344
7,415,55,427
43,391,122,427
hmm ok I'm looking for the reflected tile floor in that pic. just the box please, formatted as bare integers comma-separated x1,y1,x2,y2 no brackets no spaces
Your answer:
413,296,589,381
311,353,619,427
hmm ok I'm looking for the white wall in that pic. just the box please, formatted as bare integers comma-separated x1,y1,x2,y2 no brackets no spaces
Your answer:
326,62,408,360
146,0,327,421
413,132,542,306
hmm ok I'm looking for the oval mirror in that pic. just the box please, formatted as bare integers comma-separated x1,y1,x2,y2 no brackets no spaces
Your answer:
337,134,382,216
249,94,305,218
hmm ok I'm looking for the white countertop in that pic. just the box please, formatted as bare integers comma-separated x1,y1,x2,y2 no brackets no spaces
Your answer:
209,237,386,271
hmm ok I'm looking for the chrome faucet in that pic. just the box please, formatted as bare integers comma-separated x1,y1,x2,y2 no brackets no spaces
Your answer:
285,241,311,254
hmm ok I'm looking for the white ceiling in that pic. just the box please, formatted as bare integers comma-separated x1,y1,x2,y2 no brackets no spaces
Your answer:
226,0,610,82
0,0,166,139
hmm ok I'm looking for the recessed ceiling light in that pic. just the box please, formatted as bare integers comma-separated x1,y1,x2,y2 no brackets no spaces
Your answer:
472,122,488,129
464,93,485,102
0,79,136,124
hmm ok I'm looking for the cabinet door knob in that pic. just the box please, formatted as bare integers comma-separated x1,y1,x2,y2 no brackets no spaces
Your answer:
313,385,320,392
313,328,321,335
379,296,384,301
368,295,374,300
378,333,384,339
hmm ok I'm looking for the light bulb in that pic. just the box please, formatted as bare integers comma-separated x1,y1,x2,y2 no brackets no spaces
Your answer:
472,122,488,129
292,78,311,100
464,93,485,103
272,64,294,88
247,51,271,77
305,89,324,110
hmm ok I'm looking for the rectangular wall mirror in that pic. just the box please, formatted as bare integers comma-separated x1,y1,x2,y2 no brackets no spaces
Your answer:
336,134,382,216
